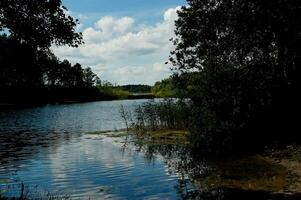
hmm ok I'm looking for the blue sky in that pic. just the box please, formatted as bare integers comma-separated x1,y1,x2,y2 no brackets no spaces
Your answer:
63,0,185,20
54,0,186,85
63,0,185,12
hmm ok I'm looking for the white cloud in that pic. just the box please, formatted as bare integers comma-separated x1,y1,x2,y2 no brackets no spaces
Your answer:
153,62,170,72
52,6,181,85
95,16,134,35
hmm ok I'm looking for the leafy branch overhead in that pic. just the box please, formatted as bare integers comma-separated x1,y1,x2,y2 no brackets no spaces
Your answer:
0,0,82,49
170,0,301,154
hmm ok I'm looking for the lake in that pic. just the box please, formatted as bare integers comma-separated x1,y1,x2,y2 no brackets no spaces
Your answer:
0,100,195,200
1,100,296,200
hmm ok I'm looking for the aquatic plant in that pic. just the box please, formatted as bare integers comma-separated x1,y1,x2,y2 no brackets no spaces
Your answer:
129,99,192,133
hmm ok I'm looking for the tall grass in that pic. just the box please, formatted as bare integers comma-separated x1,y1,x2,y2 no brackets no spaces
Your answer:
130,99,192,132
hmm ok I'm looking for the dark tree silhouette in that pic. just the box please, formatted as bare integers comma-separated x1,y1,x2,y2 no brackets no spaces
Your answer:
0,1,106,104
170,0,301,154
0,0,82,49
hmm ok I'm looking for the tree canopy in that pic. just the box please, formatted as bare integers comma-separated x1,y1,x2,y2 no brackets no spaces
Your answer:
171,0,301,83
170,0,301,154
152,78,177,98
0,1,105,104
0,0,82,49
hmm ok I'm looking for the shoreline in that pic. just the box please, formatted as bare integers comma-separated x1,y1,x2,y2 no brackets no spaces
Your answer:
0,96,156,109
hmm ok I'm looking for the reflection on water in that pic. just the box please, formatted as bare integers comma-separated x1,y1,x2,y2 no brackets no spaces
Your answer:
0,100,188,199
1,100,299,199
131,137,301,200
0,100,147,134
0,100,145,174
0,134,186,199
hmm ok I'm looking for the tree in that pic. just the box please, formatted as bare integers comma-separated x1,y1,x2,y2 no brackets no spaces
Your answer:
152,78,177,98
42,57,99,88
170,0,301,154
0,0,83,96
0,34,43,88
0,0,82,49
82,67,98,87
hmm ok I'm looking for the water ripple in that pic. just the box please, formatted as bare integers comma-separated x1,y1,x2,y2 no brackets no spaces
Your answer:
0,100,185,199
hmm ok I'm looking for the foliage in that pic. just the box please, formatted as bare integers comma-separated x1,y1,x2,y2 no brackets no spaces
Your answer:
0,34,43,88
0,0,106,104
0,35,103,104
97,83,156,100
170,0,301,154
132,99,192,132
151,78,177,98
98,85,130,100
120,84,151,94
43,56,99,88
0,0,82,49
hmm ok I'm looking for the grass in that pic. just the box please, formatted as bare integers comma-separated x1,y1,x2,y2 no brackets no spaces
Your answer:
131,99,192,132
133,129,190,146
85,129,190,145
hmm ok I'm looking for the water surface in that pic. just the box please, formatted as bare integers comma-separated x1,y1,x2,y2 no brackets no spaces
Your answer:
0,100,191,199
1,100,294,200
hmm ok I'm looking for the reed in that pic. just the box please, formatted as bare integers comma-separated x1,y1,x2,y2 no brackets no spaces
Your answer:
129,99,192,133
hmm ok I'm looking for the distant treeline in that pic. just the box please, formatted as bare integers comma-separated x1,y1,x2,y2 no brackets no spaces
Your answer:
119,85,151,94
0,34,104,105
0,0,102,105
0,1,160,105
97,82,178,100
0,0,176,105
151,78,178,98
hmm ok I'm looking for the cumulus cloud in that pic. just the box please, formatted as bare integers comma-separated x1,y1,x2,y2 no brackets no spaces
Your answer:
83,16,135,43
95,16,134,35
52,6,181,85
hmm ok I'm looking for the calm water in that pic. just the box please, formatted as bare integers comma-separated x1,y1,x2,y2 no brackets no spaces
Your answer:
0,100,194,199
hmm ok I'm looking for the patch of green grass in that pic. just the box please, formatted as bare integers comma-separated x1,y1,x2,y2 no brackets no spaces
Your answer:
134,129,190,146
86,129,190,146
